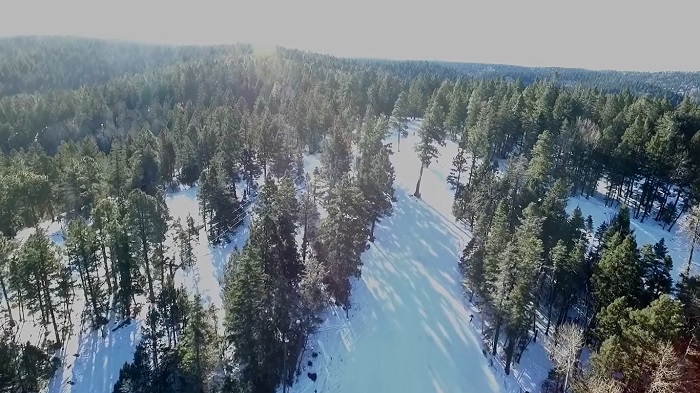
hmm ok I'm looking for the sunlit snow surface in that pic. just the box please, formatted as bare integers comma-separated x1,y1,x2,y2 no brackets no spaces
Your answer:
288,121,512,393
566,195,700,279
14,118,698,393
27,183,253,393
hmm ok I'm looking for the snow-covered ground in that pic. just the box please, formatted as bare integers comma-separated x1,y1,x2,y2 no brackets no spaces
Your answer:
7,182,252,393
289,121,536,393
11,118,699,393
167,184,253,328
567,194,700,279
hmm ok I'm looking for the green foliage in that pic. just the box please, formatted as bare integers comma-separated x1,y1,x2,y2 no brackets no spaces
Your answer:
591,295,683,390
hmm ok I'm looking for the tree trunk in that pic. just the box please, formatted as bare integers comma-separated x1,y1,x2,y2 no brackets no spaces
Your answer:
414,164,424,198
43,280,61,345
0,275,13,322
545,284,556,336
504,338,516,375
668,202,688,231
685,237,697,277
76,263,94,325
467,155,476,188
492,314,502,356
100,242,112,294
369,219,377,242
397,131,401,152
139,220,156,304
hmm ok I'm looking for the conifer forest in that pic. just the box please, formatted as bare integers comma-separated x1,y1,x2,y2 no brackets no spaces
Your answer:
0,36,700,393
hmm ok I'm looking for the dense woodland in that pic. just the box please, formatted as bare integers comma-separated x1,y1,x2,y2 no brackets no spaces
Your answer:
0,36,700,393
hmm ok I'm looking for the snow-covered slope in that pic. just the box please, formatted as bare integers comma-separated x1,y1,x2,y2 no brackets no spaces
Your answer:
289,122,514,393
567,194,700,279
35,183,253,393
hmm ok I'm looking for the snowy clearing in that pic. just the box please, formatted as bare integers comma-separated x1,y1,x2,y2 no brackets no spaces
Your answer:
567,194,700,279
16,119,698,393
289,121,533,393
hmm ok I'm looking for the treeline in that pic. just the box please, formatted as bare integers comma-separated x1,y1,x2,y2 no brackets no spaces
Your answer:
0,44,401,392
410,78,700,390
0,36,252,97
1,39,700,392
114,109,396,392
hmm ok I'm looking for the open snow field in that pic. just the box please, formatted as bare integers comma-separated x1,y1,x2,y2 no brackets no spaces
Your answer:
289,122,510,393
11,184,252,393
13,119,699,393
567,195,700,279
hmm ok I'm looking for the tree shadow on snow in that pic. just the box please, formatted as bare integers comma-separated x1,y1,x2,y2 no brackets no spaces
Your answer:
337,185,502,393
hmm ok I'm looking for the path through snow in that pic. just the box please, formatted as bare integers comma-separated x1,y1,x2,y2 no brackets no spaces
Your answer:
289,122,508,393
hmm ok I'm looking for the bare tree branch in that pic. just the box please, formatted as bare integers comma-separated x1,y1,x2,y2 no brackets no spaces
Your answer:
648,341,683,393
547,323,584,392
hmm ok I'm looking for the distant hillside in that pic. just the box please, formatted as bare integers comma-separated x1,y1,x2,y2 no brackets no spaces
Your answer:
285,48,700,102
0,36,252,96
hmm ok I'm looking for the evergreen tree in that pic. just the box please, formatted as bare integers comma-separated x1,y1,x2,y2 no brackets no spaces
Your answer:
389,91,410,152
526,130,556,201
0,237,16,323
223,234,279,392
317,176,368,314
13,230,70,345
127,189,169,304
460,237,486,302
640,239,673,307
179,294,217,393
130,130,162,197
320,119,352,191
591,295,683,391
358,118,396,241
64,218,108,327
592,233,642,313
413,94,446,197
499,204,543,374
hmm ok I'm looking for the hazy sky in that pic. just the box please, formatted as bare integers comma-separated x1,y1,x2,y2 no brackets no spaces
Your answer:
1,0,697,72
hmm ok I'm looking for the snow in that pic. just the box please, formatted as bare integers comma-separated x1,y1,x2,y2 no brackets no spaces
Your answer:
566,194,700,279
11,117,698,393
288,121,535,393
5,181,252,393
166,185,253,327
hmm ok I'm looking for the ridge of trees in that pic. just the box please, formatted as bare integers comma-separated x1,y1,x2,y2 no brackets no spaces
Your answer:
1,40,700,392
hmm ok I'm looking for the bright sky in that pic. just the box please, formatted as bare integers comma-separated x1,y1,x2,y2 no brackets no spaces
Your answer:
1,0,698,72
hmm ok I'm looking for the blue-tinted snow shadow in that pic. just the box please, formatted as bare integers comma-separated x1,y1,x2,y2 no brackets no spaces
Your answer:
49,320,141,393
337,185,503,393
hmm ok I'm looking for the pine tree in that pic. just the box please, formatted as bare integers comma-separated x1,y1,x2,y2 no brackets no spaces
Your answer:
591,295,683,391
320,119,352,191
223,235,278,392
14,230,70,345
317,176,368,314
299,186,320,265
179,294,217,393
499,204,543,374
678,204,700,276
174,214,199,278
65,218,108,327
447,129,469,192
460,237,486,302
413,94,446,197
358,118,396,241
0,237,16,323
526,130,555,201
93,198,119,293
483,200,512,303
389,91,410,152
127,189,169,304
130,130,162,197
640,239,673,306
108,140,131,198
592,233,642,313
